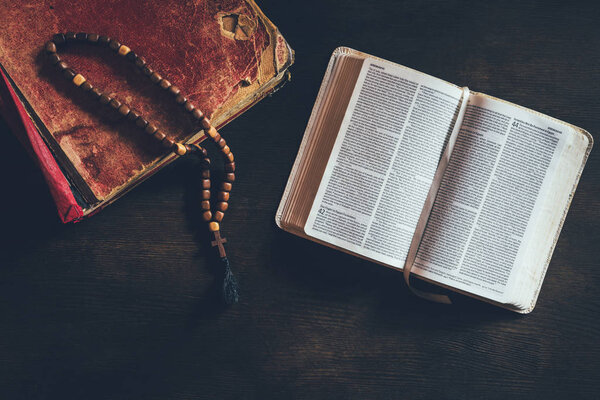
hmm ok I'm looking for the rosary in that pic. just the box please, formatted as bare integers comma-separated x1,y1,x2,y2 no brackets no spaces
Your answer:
44,32,239,304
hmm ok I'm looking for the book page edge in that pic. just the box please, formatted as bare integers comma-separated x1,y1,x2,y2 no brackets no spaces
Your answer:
276,46,356,228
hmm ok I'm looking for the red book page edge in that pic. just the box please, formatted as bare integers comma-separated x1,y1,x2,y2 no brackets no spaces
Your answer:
0,67,83,224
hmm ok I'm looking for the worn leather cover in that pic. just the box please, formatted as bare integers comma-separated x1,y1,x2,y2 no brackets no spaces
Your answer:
0,0,293,222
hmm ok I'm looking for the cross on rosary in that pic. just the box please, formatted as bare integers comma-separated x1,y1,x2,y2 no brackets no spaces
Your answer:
211,231,228,258
43,32,239,304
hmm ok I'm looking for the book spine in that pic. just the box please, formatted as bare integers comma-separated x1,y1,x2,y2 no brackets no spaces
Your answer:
0,67,83,223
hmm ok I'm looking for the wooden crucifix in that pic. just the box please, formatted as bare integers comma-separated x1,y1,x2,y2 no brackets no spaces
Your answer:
211,231,228,258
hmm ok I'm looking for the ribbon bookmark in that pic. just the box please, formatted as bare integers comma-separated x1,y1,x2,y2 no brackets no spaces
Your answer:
403,87,471,305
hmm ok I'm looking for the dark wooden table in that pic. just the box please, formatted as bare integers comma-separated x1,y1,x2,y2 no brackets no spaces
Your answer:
2,1,599,398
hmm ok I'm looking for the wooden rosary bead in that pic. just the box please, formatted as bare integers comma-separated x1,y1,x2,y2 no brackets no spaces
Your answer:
153,130,166,141
214,211,224,222
144,123,158,135
134,56,146,69
225,173,235,182
218,191,230,201
45,41,57,53
221,182,232,191
202,179,211,189
206,126,218,138
161,137,175,148
184,102,195,113
99,93,111,105
174,143,187,156
208,222,220,232
52,33,66,45
118,104,130,117
225,162,235,172
168,85,180,97
201,200,210,210
98,35,110,46
201,169,210,179
87,33,99,44
56,60,68,71
80,81,93,92
63,68,76,80
202,211,212,222
192,108,203,120
126,51,137,63
217,202,229,212
114,45,128,57
48,53,61,65
89,87,102,99
127,108,141,122
135,116,148,129
201,190,211,200
201,117,211,130
195,147,205,157
222,145,230,155
175,94,187,105
150,72,162,84
212,132,221,143
226,152,234,162
193,146,205,156
217,138,226,148
76,32,88,41
65,32,76,42
72,74,86,87
159,79,171,90
109,98,122,110
108,39,121,52
142,65,153,76
116,45,129,56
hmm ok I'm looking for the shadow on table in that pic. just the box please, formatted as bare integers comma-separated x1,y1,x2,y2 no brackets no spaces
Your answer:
269,226,521,328
0,117,62,259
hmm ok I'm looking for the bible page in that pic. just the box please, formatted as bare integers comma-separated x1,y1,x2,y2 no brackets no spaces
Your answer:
410,94,573,304
304,58,465,267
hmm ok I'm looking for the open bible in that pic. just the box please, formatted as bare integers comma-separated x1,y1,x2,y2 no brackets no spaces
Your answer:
276,47,592,313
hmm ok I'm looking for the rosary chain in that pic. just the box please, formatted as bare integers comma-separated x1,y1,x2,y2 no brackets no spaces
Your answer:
45,32,235,241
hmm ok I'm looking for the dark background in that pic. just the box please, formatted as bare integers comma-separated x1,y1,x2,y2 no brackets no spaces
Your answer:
1,0,599,398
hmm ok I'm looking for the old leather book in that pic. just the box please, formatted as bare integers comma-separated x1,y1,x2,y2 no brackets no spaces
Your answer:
0,0,293,222
277,48,592,313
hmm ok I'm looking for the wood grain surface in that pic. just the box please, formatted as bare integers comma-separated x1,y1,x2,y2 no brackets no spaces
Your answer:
1,0,599,398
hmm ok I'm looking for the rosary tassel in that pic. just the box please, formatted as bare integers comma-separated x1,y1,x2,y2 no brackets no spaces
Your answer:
221,257,239,304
